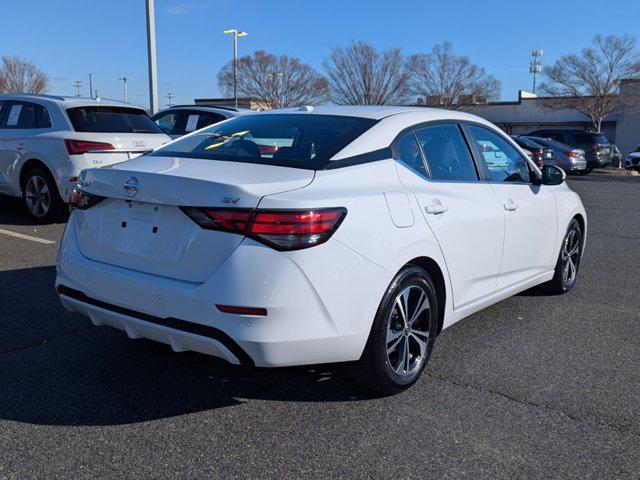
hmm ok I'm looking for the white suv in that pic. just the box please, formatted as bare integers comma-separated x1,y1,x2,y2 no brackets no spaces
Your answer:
0,94,170,222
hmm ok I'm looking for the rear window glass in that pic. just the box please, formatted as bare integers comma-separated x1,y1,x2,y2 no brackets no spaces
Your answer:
572,133,609,144
148,114,377,169
513,137,542,149
67,106,162,134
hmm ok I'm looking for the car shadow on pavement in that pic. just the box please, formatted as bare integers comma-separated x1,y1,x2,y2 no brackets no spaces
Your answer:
0,266,377,427
0,195,68,226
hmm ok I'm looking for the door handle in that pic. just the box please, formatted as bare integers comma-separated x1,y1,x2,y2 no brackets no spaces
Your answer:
425,203,449,215
503,200,519,211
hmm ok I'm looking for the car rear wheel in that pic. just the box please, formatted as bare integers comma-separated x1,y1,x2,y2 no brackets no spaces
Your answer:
545,219,582,294
352,266,438,395
22,166,65,223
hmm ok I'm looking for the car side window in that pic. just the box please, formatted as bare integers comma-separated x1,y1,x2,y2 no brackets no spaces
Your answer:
35,104,52,128
468,125,530,183
3,101,38,129
154,111,181,135
415,124,478,181
394,131,428,177
196,112,226,130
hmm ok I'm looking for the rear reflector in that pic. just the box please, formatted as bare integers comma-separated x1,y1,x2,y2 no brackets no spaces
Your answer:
65,139,115,155
216,304,268,316
181,207,347,251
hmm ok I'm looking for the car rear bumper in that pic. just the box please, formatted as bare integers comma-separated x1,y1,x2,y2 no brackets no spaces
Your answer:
55,215,387,367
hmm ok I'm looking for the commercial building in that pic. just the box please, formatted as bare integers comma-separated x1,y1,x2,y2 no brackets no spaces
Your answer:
466,79,640,154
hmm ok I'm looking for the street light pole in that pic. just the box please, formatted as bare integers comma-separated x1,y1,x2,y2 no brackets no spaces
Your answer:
146,0,159,114
223,29,248,108
74,80,83,97
88,73,94,98
118,76,132,102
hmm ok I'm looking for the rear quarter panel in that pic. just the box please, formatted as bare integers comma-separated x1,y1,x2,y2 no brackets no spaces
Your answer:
258,159,452,343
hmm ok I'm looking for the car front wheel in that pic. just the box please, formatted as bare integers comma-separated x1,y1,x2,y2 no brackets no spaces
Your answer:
352,265,438,395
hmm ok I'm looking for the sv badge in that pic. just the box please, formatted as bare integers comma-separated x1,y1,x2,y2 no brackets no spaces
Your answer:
222,197,240,204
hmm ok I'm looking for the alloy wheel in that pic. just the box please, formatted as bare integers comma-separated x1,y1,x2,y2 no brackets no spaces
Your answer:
25,175,51,218
386,285,431,380
561,227,581,287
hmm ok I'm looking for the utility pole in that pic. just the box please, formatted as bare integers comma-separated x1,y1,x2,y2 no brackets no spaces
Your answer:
529,49,543,94
73,80,83,97
88,73,94,98
266,71,283,108
223,29,248,108
165,91,175,107
145,0,159,114
118,76,132,102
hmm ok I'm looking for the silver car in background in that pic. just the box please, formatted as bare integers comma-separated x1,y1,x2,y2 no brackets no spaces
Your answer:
526,136,587,174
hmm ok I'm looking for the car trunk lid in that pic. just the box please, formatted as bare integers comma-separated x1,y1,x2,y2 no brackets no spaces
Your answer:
73,156,314,282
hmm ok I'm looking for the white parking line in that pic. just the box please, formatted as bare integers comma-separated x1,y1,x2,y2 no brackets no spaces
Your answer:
0,228,56,245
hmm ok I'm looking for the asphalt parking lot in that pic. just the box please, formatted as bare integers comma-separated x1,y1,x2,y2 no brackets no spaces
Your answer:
1,173,639,479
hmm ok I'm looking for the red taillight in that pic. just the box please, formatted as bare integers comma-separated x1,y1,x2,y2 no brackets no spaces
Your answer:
531,149,544,156
589,144,599,153
181,207,347,251
565,151,576,158
65,139,115,155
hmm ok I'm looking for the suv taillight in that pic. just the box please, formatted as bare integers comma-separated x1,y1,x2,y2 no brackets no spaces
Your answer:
65,139,115,155
181,207,347,251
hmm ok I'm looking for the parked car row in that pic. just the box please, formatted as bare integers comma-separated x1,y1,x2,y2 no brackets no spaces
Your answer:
508,132,603,175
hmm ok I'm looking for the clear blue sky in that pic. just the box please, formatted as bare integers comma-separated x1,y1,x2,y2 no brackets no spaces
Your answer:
2,0,639,108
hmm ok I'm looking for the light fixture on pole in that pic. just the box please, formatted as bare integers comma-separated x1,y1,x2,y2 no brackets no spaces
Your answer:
223,29,248,108
118,76,132,102
73,80,83,97
165,91,175,107
529,49,543,94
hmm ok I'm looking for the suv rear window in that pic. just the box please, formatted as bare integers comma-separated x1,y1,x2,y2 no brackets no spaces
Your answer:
66,106,162,134
571,133,609,144
149,114,377,169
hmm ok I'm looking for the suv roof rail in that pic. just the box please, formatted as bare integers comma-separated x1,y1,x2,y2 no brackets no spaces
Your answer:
0,93,66,101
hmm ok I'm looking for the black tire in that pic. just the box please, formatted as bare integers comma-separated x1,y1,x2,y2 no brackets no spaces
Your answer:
21,166,66,223
545,219,582,294
578,166,593,175
351,265,438,395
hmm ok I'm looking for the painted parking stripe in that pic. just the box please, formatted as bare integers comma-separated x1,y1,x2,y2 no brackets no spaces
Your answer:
0,228,56,245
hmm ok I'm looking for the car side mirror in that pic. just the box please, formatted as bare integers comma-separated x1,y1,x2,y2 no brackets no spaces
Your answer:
535,164,565,186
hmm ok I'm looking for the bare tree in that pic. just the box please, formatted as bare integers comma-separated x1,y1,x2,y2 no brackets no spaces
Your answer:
324,41,409,105
405,42,501,110
0,56,49,94
540,34,640,133
217,51,328,109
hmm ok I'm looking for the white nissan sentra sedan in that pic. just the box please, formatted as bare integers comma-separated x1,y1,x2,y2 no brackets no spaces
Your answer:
55,106,586,394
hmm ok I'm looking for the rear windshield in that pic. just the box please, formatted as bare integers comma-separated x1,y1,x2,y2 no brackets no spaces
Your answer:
66,106,162,134
513,137,543,149
571,133,609,144
148,114,377,169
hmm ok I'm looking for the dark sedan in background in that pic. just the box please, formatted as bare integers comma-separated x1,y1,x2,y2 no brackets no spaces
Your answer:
510,135,555,168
